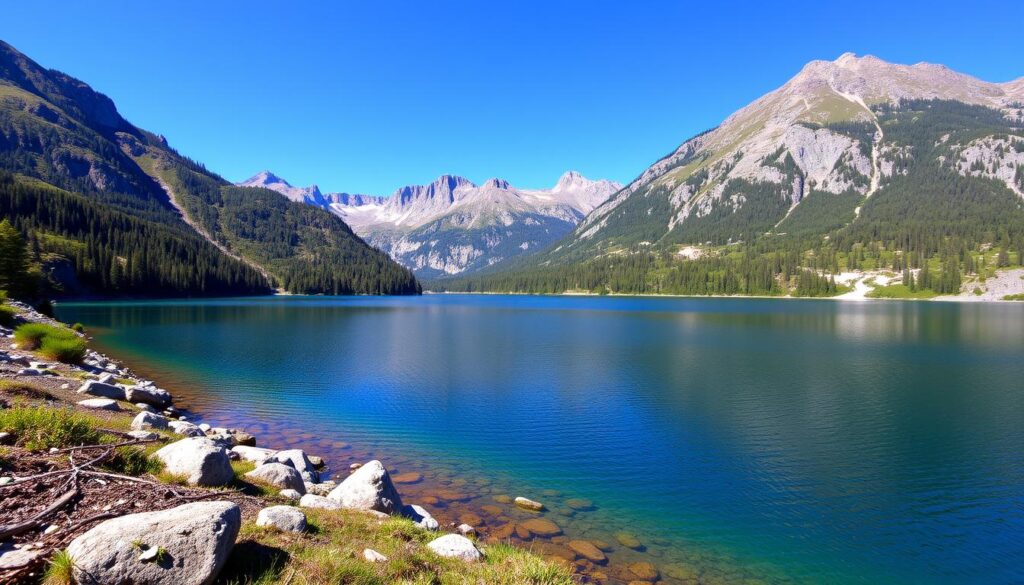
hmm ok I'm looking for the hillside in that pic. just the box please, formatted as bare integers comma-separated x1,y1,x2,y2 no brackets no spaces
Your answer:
243,171,621,278
435,54,1024,296
0,39,419,297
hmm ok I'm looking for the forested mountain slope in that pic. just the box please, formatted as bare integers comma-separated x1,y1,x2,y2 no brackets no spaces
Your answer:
434,55,1024,296
0,39,419,297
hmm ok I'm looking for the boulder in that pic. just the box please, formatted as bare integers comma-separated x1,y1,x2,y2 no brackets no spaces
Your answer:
78,398,121,411
279,489,302,501
77,380,126,400
304,481,337,496
255,506,306,532
168,420,205,438
327,460,403,514
518,518,562,537
231,445,277,465
426,534,482,562
132,411,169,431
245,463,305,494
270,449,319,483
135,403,156,413
153,438,233,486
66,501,240,585
230,430,256,447
298,494,343,510
125,385,172,408
514,497,545,511
96,372,115,384
457,523,476,536
404,504,439,530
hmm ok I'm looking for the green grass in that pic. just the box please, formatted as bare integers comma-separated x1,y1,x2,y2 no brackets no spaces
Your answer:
0,404,102,450
1002,293,1024,301
217,508,575,585
104,443,164,476
13,322,87,363
42,549,75,585
866,284,939,299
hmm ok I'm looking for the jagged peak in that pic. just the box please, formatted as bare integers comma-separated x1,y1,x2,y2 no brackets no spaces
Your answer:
243,170,290,187
483,178,511,189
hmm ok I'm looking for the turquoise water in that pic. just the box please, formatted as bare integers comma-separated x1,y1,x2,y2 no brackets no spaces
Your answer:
56,295,1024,584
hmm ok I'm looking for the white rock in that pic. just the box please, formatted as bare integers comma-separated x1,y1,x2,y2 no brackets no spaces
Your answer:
97,372,115,384
78,398,121,411
457,523,476,536
168,420,205,438
304,481,337,496
270,449,319,483
245,463,306,494
404,504,439,530
231,445,277,465
66,501,240,585
126,430,161,441
363,548,388,562
279,489,302,501
514,497,545,511
426,534,482,562
77,380,126,400
298,494,343,510
153,438,233,486
135,403,156,413
132,411,169,431
125,385,172,408
199,423,212,432
256,506,307,532
327,460,403,514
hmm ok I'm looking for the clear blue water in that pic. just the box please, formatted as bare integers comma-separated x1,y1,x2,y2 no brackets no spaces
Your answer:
56,295,1024,584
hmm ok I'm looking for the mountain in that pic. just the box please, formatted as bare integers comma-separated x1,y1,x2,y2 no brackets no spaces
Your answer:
242,170,621,277
439,54,1024,296
0,39,419,297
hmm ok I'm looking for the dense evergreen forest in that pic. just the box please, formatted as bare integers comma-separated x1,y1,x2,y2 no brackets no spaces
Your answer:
433,101,1024,297
0,171,269,297
0,39,420,299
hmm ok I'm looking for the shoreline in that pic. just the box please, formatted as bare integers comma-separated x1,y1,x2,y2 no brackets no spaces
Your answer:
0,301,586,584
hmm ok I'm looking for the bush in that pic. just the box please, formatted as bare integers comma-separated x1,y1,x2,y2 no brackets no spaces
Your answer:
0,305,16,328
13,323,86,363
39,336,87,364
71,322,85,333
0,405,101,450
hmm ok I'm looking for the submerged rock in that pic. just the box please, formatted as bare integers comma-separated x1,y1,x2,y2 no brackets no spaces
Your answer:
514,496,545,511
568,540,607,563
518,518,562,537
66,501,240,585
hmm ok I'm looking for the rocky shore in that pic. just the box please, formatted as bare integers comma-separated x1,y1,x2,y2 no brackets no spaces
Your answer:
0,301,579,584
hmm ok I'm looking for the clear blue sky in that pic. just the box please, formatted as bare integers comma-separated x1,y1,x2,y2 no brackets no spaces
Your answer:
3,1,1023,194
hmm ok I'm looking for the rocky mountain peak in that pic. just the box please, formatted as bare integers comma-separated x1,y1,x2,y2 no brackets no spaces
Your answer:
483,178,511,190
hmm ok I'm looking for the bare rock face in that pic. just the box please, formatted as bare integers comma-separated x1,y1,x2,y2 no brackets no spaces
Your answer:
153,438,233,486
66,501,241,585
327,460,404,514
244,463,306,494
426,534,482,561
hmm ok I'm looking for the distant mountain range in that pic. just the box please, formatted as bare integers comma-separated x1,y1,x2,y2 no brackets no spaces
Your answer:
439,53,1024,296
0,39,419,297
240,170,621,277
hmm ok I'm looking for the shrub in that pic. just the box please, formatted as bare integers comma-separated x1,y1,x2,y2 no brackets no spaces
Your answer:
14,323,86,363
39,336,87,364
0,405,101,450
71,322,85,333
0,305,16,328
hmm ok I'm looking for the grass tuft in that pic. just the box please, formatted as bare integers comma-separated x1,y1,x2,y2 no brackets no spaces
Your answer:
14,323,86,363
42,549,75,585
0,404,101,450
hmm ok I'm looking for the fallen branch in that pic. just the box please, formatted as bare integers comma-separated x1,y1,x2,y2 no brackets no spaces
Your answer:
53,437,163,453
